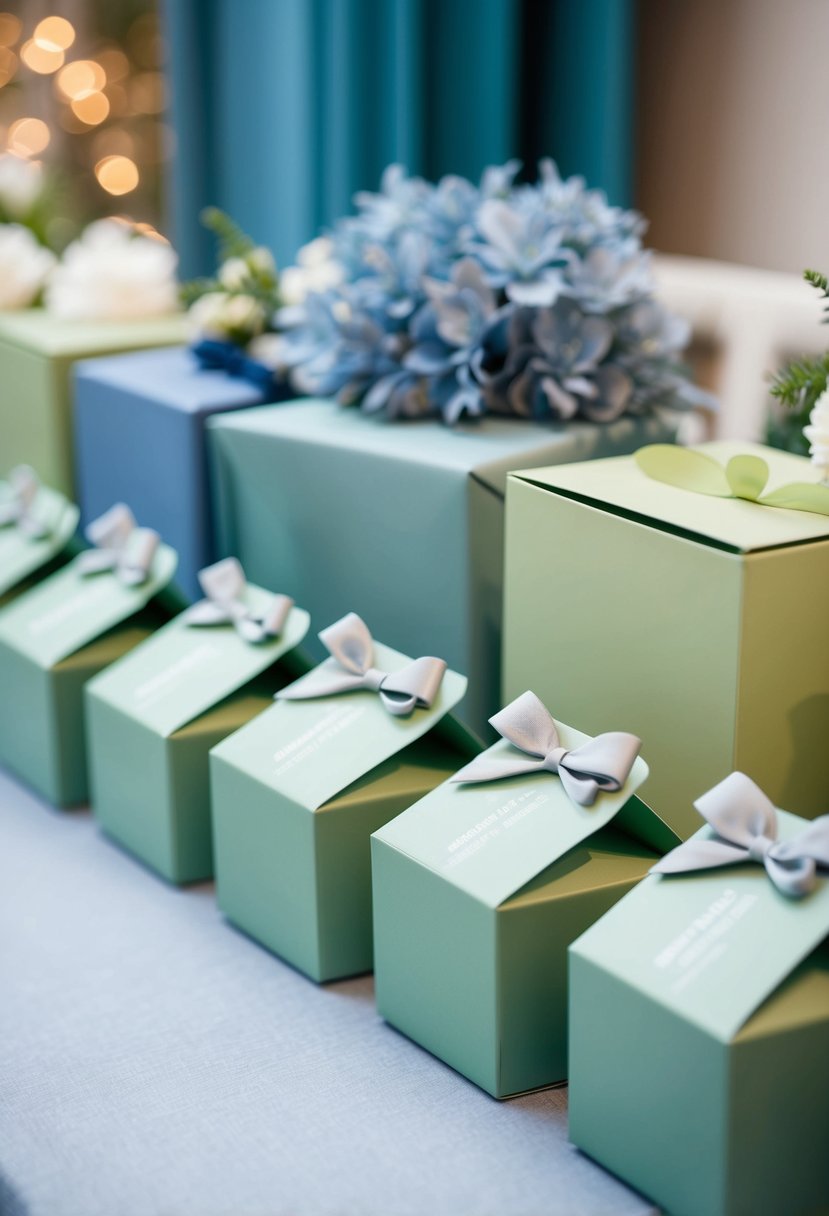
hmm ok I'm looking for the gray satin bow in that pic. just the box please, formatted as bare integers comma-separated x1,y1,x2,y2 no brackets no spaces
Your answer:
185,557,293,644
652,772,829,898
0,466,52,540
277,612,446,718
77,503,159,586
452,690,641,807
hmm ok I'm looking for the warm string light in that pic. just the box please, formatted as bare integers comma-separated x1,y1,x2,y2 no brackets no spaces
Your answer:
0,11,164,210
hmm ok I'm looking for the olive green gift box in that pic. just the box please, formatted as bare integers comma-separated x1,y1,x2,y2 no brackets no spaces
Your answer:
503,441,829,839
0,309,187,495
569,811,829,1216
0,474,79,605
371,718,678,1098
85,590,310,885
0,540,177,806
210,641,477,983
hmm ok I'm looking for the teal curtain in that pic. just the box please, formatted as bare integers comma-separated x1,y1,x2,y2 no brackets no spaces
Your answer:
164,0,635,276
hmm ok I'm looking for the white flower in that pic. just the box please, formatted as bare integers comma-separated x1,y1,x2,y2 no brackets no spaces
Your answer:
188,290,266,342
218,257,249,291
45,219,179,321
280,236,344,305
0,224,55,309
0,154,44,218
803,386,829,479
248,246,276,276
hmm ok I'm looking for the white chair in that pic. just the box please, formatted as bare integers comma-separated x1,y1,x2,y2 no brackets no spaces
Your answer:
652,254,827,442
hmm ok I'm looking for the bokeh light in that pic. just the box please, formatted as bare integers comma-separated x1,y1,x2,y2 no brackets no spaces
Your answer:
71,91,109,126
56,59,106,99
34,16,75,52
0,45,16,87
8,116,50,156
20,38,64,74
95,153,139,195
0,12,20,47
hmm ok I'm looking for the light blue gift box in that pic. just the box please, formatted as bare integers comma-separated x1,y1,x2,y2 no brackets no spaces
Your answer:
208,399,673,735
73,345,281,601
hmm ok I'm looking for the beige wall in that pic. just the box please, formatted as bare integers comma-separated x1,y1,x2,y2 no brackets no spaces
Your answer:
636,0,829,274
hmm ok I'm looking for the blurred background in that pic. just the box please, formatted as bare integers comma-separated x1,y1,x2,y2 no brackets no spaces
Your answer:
3,0,828,439
4,0,828,271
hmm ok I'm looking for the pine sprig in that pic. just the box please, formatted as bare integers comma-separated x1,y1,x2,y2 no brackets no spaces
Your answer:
804,267,829,322
769,352,829,410
201,207,254,262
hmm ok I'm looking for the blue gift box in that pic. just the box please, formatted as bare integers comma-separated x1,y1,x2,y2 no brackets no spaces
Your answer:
73,345,283,600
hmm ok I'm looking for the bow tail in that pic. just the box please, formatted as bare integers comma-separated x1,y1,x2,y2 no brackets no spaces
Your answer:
451,756,547,784
557,766,600,807
651,838,751,876
277,672,368,702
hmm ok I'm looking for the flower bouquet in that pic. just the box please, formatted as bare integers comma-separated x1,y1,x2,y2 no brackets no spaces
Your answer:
182,209,282,391
277,160,710,424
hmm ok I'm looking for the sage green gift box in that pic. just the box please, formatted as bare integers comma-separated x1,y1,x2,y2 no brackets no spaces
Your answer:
208,397,672,735
503,441,829,839
86,582,310,885
371,707,678,1098
210,632,477,982
569,805,829,1216
0,309,187,495
0,471,79,606
0,538,176,806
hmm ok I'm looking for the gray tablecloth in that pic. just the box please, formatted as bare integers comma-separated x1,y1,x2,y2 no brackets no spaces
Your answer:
0,768,657,1216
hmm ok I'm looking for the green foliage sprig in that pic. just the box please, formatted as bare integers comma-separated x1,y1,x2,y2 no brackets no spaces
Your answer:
179,208,280,345
767,269,829,455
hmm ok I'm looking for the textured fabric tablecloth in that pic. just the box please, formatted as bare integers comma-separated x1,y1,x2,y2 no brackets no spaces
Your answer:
0,768,657,1216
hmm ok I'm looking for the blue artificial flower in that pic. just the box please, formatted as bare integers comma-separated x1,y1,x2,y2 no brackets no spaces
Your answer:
276,159,709,425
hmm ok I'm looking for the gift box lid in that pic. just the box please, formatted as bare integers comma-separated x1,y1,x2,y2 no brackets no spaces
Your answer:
570,808,829,1042
0,480,79,597
0,309,188,359
0,543,177,669
512,441,829,552
212,636,476,813
374,717,677,910
75,345,268,413
87,593,310,738
208,397,662,500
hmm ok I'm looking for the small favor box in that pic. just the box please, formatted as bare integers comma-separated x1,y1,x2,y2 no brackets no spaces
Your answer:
210,614,478,982
569,777,829,1216
0,467,79,606
86,561,310,883
371,693,677,1098
74,346,282,600
0,309,188,495
0,514,177,806
208,397,672,734
503,441,829,838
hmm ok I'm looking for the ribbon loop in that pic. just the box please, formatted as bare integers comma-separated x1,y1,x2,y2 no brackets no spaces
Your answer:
452,690,641,809
277,612,446,717
185,557,293,644
652,772,829,898
77,503,159,586
0,466,53,540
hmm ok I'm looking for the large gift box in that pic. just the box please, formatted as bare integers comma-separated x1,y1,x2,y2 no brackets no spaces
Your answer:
0,309,188,496
86,559,310,884
210,613,478,982
0,467,79,606
74,346,281,601
0,506,176,806
569,772,829,1216
208,398,672,734
371,692,677,1098
503,441,829,839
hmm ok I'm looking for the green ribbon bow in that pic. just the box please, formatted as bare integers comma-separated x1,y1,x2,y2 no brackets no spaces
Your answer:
635,446,829,517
